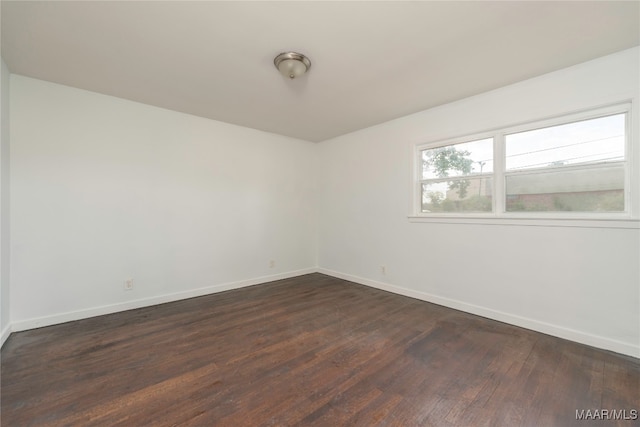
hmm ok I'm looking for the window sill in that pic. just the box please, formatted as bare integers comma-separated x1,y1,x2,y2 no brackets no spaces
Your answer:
407,215,640,229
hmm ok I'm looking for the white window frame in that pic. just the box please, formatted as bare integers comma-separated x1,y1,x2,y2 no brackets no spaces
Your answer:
417,134,497,216
410,102,639,229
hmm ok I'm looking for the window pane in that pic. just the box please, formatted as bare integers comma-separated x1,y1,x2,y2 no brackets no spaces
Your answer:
505,114,625,171
505,164,624,212
422,177,492,213
421,138,493,180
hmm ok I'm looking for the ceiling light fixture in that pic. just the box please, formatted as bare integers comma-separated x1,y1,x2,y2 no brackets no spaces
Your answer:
274,52,311,79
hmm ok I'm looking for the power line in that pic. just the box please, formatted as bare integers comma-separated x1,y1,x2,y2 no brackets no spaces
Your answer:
424,134,625,174
471,134,623,165
507,154,624,171
505,134,623,158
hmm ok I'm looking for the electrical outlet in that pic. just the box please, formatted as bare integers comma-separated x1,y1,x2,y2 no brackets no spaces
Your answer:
380,265,386,275
269,260,276,268
124,278,134,291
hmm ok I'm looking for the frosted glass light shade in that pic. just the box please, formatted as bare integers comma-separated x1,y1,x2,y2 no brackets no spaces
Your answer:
274,52,311,79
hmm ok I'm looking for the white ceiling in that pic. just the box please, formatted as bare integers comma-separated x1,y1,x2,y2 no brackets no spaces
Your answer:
2,1,639,142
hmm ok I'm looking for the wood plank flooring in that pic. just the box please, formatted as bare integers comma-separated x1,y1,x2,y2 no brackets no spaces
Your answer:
2,273,638,426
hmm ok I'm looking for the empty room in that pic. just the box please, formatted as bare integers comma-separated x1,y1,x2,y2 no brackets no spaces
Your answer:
1,1,639,426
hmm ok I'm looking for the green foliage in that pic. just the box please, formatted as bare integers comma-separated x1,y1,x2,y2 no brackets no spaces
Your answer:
505,191,624,212
426,191,445,208
424,147,473,198
426,147,473,177
423,195,491,213
449,179,471,200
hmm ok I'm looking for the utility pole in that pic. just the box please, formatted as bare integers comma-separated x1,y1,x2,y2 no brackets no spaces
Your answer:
478,161,486,195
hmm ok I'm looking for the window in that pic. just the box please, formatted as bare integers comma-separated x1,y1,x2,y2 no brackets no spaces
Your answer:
420,138,494,213
504,113,625,213
414,104,633,220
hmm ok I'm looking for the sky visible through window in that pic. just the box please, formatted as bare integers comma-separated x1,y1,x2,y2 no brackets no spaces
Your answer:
505,113,625,170
420,113,626,209
421,137,494,209
421,138,493,180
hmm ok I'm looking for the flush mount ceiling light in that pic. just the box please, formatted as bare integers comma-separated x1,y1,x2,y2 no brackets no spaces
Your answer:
274,52,311,79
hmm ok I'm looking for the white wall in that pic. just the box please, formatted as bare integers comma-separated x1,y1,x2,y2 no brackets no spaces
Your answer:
317,47,640,357
9,75,317,330
6,48,639,358
1,58,11,346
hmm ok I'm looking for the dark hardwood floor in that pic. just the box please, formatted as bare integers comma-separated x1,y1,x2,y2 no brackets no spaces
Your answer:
2,273,638,426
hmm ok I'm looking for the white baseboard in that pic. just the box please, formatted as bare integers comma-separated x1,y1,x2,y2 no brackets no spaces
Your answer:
317,268,640,359
7,267,639,359
10,268,316,333
1,322,11,348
